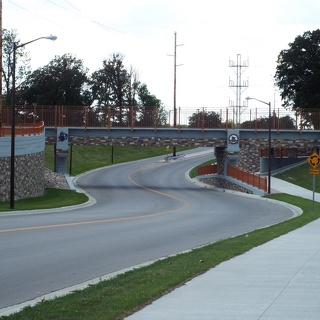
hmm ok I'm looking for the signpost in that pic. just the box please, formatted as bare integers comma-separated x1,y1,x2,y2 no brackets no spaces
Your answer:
307,151,320,210
165,145,170,161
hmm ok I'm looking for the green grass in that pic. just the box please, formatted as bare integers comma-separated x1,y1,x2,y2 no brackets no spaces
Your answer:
275,162,320,193
1,194,319,320
0,189,88,212
46,145,193,176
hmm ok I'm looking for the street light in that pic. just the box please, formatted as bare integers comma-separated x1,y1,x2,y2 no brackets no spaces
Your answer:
10,35,57,209
246,97,272,194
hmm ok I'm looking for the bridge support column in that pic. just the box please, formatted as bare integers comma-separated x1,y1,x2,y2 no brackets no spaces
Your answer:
214,147,227,175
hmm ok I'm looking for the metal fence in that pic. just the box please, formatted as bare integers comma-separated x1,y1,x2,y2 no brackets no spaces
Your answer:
1,105,320,132
227,165,268,192
0,121,44,136
197,163,267,192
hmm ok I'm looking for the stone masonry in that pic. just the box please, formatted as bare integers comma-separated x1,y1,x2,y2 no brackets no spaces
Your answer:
0,152,44,202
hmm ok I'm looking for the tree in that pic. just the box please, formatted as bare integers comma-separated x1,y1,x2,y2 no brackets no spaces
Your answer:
90,53,166,127
240,113,295,129
18,53,90,106
90,53,134,126
188,110,222,128
275,29,320,111
137,83,167,127
2,29,31,105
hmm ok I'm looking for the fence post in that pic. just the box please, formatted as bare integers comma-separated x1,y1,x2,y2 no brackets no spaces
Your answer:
202,107,205,132
154,106,158,132
130,106,134,132
226,108,228,132
108,107,111,132
84,106,88,131
54,106,57,129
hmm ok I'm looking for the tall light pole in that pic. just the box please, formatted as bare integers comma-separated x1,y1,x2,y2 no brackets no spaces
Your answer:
246,97,272,194
10,35,57,209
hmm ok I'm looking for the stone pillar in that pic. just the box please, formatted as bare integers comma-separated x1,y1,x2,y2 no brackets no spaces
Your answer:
214,147,227,175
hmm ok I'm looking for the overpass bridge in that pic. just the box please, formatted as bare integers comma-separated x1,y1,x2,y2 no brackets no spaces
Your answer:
44,126,320,176
1,105,320,199
2,104,319,174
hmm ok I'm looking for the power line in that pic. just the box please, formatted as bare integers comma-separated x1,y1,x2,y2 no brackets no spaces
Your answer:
46,0,128,34
6,0,65,27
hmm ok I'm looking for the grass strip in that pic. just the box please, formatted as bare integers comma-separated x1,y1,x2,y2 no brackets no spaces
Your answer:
46,145,193,176
0,189,88,212
1,194,319,320
275,162,320,193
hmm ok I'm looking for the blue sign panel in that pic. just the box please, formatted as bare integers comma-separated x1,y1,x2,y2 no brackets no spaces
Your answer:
56,127,69,151
227,129,240,152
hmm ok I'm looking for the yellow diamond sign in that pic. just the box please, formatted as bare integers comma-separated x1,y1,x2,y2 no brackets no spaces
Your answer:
307,152,320,168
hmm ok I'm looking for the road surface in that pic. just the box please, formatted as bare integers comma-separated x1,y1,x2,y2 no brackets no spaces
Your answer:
0,148,294,310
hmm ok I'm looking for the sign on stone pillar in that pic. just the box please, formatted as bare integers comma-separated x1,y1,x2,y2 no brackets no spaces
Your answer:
56,128,69,173
227,129,240,152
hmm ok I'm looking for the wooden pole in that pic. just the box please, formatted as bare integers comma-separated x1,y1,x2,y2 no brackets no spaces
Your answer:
0,0,2,129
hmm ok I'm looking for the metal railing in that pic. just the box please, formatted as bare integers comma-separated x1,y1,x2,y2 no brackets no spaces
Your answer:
0,121,45,136
227,165,268,192
198,164,218,175
197,163,267,192
1,105,320,132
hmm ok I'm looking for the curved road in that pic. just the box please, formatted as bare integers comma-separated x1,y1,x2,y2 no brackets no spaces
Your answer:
0,148,294,310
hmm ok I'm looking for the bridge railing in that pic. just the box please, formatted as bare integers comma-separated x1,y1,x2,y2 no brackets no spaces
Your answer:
1,105,319,132
0,121,45,136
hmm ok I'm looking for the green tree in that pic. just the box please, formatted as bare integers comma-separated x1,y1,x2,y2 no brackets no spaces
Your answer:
2,29,31,105
137,83,167,127
18,53,90,106
90,53,165,127
90,53,134,126
188,110,222,128
240,114,295,129
275,29,320,110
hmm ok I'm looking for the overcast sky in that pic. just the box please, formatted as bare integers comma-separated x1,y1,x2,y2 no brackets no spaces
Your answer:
3,0,320,112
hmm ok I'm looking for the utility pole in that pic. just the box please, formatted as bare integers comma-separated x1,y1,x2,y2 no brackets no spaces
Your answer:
171,32,183,156
0,0,2,129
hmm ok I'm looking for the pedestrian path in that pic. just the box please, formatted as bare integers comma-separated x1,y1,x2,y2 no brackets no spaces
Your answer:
126,178,320,320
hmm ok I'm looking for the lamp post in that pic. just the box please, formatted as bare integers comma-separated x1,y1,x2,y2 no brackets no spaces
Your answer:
10,35,57,209
246,97,272,194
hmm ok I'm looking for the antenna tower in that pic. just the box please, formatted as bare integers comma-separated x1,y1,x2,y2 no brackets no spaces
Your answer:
229,54,249,127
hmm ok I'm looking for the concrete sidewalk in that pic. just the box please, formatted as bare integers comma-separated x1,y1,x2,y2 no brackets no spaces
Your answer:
126,178,320,320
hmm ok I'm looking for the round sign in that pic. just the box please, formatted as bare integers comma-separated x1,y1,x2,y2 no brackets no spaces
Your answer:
228,133,239,144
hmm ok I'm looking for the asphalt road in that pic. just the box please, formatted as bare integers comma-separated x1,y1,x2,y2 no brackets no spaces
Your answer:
0,148,294,310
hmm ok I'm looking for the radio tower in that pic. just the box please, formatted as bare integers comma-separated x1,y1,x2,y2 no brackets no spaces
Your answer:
229,54,249,127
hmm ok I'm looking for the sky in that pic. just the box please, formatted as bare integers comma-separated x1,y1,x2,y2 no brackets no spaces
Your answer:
3,0,320,115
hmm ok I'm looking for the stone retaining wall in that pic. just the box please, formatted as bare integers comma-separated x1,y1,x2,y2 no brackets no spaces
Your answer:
201,177,254,194
0,152,44,202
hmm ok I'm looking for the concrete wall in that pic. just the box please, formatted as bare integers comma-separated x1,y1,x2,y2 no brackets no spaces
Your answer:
0,133,45,202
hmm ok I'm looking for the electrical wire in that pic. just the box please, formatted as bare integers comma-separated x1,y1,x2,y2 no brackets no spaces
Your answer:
6,0,65,27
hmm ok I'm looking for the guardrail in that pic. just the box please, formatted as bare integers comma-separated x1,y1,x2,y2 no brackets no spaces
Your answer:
1,105,320,132
0,121,45,136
